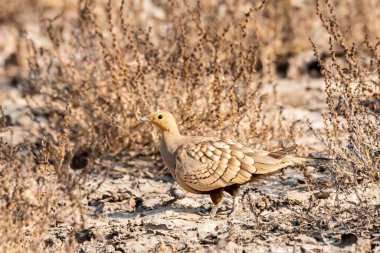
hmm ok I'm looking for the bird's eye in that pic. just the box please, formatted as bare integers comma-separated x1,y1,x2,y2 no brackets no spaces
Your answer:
158,115,163,119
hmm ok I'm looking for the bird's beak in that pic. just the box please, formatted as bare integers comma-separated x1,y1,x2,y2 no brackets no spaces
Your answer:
140,115,150,122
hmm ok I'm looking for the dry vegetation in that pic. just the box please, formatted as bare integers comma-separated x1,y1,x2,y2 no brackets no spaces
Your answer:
0,0,379,252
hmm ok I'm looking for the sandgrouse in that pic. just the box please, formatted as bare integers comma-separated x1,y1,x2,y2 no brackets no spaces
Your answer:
141,111,307,218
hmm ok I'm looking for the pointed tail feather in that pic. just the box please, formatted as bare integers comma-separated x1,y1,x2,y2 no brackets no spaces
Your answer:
252,152,309,175
248,150,331,175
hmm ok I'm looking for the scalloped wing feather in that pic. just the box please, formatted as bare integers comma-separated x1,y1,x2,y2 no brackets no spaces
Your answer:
174,138,306,192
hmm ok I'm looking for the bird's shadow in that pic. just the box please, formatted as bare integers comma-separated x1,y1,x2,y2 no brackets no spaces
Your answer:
109,206,209,220
108,198,214,220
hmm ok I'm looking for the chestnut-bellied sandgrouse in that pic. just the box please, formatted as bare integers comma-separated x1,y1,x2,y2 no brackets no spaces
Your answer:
141,111,307,217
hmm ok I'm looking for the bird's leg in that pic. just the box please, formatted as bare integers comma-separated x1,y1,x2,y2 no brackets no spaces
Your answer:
229,195,239,217
224,185,240,217
209,189,224,218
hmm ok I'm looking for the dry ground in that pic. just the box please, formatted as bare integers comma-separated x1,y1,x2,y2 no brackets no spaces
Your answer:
2,78,379,252
0,1,379,252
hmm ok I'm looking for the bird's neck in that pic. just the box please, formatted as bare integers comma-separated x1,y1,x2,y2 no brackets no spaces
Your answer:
162,129,182,153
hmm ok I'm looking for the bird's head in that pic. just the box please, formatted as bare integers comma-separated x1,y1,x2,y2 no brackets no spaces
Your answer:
141,111,179,134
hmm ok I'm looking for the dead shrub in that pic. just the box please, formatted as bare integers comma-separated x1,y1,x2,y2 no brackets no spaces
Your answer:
0,0,379,251
310,0,380,184
24,0,301,159
0,103,107,252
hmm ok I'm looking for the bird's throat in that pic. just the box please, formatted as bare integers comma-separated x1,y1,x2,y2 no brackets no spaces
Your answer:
162,130,182,154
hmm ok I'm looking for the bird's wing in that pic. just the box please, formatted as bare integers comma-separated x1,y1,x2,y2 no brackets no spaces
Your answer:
174,138,256,192
174,138,306,192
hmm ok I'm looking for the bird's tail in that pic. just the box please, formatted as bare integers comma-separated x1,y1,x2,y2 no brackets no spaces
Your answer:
248,150,327,175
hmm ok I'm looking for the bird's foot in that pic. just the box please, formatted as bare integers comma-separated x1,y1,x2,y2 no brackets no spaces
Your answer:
210,205,219,218
228,208,238,218
228,197,239,218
